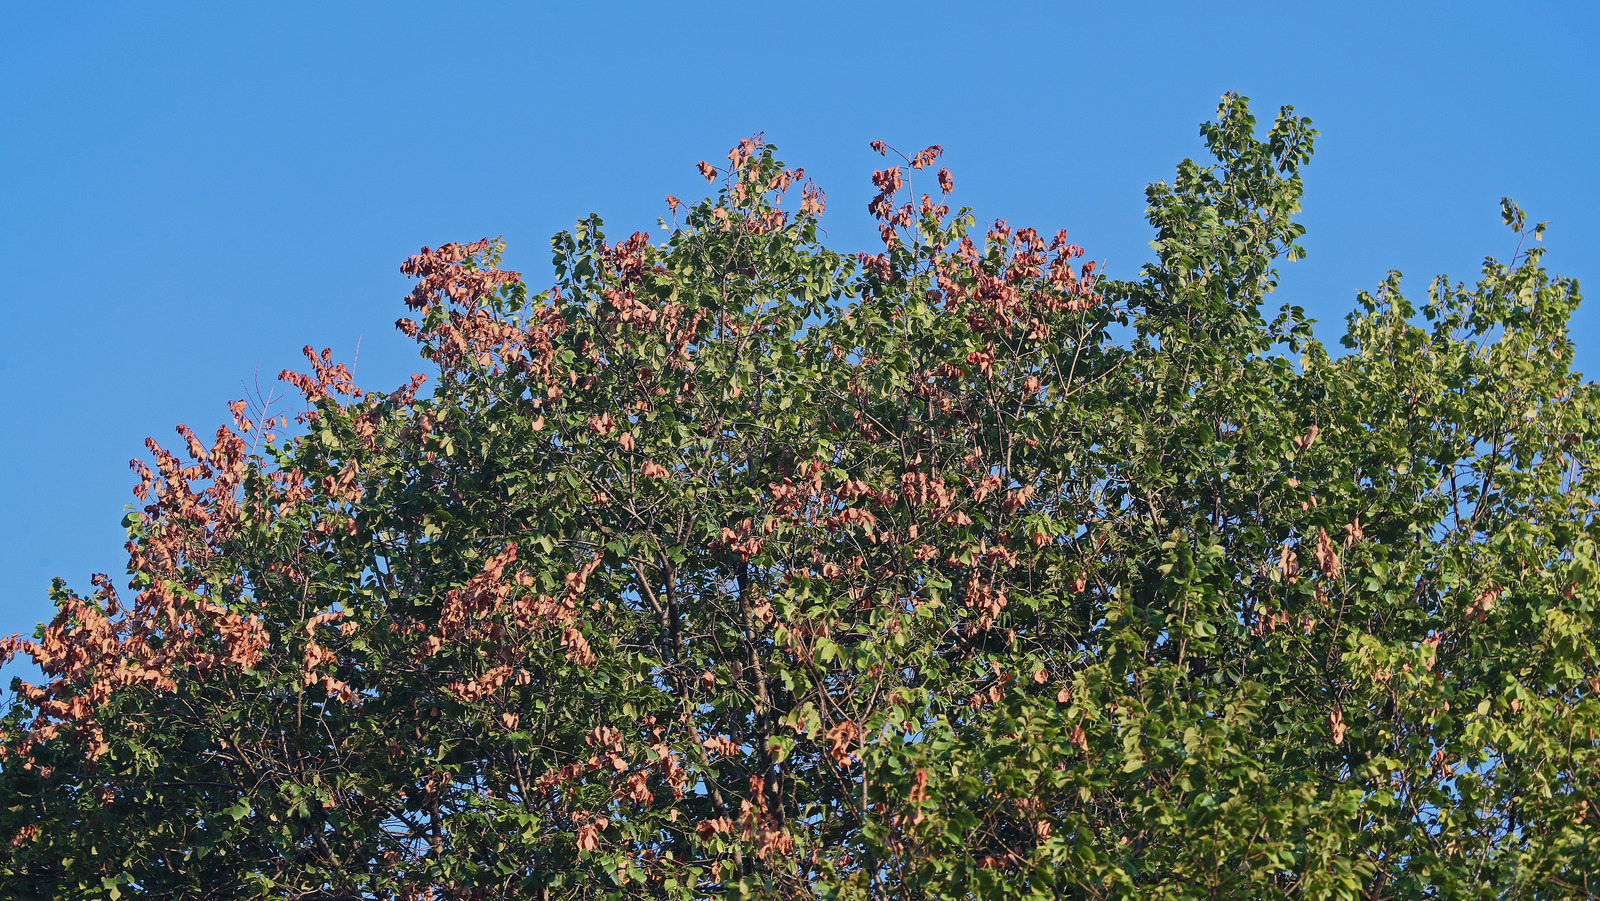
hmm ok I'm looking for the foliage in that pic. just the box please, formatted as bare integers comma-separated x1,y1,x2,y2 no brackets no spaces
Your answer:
3,94,1599,900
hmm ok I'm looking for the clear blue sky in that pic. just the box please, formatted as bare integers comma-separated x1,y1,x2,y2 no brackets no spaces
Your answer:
1,2,1595,659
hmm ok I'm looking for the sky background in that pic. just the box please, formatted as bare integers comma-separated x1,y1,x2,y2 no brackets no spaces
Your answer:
1,1,1596,671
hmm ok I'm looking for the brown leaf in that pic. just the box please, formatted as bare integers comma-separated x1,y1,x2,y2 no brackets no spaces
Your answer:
1314,527,1341,580
696,817,733,840
1464,584,1501,622
1279,543,1300,584
1343,516,1364,545
1292,424,1320,450
823,719,861,766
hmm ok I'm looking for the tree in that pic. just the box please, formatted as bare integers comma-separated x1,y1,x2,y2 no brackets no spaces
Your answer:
3,93,1598,900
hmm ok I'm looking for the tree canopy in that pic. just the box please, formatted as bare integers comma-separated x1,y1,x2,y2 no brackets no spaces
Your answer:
4,94,1599,900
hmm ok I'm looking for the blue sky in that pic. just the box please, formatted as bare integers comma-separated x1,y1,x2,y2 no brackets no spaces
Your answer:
1,2,1595,655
